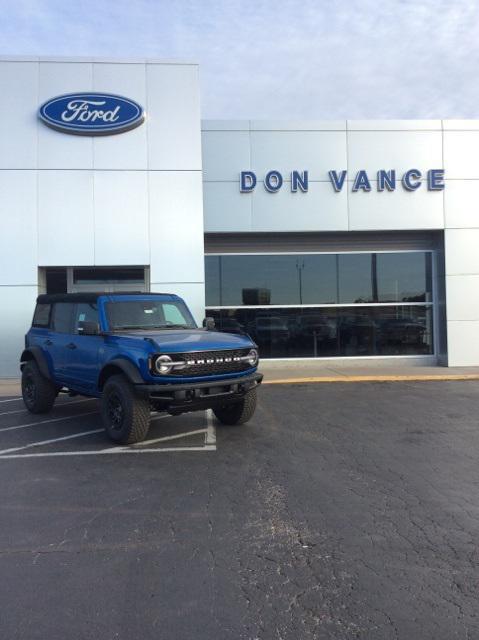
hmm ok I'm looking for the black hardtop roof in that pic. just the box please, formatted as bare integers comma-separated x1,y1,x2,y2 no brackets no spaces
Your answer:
36,292,175,304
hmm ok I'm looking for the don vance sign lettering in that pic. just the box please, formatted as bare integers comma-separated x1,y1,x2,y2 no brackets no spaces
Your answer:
240,169,445,193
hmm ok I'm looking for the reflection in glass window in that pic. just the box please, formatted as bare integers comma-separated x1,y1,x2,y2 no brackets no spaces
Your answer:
205,252,433,307
218,255,301,306
301,254,338,304
377,252,432,302
209,306,433,359
205,256,221,306
204,251,435,358
338,254,375,303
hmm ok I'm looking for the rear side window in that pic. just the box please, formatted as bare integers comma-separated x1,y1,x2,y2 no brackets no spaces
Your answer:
32,304,51,328
52,303,74,333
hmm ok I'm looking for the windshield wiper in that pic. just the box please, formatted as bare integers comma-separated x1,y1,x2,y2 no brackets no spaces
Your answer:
113,325,149,330
113,324,191,331
162,324,190,329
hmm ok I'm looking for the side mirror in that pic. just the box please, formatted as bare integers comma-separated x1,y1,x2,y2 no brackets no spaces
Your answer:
78,321,100,336
203,317,216,331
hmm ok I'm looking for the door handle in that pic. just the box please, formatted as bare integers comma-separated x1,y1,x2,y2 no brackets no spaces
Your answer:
43,339,53,346
66,343,77,350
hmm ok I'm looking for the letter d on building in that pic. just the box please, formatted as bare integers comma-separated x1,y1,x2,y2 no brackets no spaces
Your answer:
240,171,257,192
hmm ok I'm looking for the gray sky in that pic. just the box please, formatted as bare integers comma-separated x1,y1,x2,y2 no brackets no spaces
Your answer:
1,0,478,118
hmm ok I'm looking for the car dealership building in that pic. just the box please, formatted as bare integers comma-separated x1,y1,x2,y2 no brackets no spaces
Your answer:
0,56,478,376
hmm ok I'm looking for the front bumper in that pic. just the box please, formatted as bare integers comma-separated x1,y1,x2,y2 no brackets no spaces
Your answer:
134,372,263,411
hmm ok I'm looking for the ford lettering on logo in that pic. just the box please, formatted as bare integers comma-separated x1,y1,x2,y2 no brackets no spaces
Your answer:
38,93,145,135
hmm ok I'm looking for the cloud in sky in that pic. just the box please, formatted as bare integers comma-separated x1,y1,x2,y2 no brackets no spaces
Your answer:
1,0,479,119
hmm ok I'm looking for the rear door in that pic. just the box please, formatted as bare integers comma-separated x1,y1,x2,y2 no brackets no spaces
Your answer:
62,302,102,390
48,303,75,382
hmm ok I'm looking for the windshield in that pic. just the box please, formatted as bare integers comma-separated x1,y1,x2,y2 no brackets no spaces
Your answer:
105,299,197,331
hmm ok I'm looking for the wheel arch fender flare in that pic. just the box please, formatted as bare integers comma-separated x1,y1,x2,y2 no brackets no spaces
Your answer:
20,347,51,380
98,358,144,391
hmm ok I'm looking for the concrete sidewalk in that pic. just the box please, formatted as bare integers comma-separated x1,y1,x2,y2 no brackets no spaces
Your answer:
2,360,479,397
0,379,21,397
259,360,479,384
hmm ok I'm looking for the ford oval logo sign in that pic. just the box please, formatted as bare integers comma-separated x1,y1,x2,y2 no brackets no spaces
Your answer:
38,93,145,135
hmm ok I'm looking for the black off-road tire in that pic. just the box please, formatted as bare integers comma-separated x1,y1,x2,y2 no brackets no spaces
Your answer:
213,387,257,425
101,375,150,444
21,360,56,414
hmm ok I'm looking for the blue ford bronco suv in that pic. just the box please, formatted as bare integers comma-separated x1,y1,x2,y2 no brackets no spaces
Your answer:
20,293,262,444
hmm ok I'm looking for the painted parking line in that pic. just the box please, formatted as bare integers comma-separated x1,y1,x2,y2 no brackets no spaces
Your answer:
0,411,98,433
0,446,216,459
0,410,216,459
205,409,216,445
0,429,104,456
127,428,208,449
0,397,97,417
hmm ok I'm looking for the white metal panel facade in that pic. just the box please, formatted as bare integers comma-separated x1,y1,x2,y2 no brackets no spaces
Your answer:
38,170,95,265
0,171,38,285
0,57,205,377
443,123,479,365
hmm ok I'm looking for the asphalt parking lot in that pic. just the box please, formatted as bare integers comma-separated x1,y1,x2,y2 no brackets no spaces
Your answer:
0,381,479,640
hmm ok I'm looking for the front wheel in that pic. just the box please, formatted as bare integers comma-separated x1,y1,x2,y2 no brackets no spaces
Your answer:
21,361,56,414
101,375,150,444
213,388,257,425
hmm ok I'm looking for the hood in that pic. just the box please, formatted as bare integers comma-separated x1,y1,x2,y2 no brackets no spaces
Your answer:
112,328,255,353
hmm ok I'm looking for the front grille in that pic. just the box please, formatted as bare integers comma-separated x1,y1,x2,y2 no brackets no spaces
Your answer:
166,348,252,377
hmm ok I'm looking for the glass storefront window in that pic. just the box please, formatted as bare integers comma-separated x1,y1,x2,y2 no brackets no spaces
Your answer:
208,255,301,306
205,256,221,306
205,251,435,359
376,252,432,302
300,254,338,304
205,251,433,307
208,306,434,359
337,254,375,303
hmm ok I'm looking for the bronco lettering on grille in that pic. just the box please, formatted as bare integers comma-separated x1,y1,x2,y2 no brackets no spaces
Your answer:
186,356,244,366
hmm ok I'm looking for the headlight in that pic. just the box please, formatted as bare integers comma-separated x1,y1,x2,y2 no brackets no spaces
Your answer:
155,354,174,374
246,349,259,366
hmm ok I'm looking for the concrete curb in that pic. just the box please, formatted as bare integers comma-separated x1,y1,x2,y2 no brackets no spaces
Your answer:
2,374,479,398
263,374,479,385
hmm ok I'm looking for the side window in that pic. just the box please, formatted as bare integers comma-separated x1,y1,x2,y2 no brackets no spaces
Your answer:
74,303,99,334
32,304,51,328
163,303,188,325
52,303,74,333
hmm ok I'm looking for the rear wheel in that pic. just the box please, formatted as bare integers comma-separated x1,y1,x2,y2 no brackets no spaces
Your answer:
21,360,56,414
101,375,150,444
213,388,257,425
